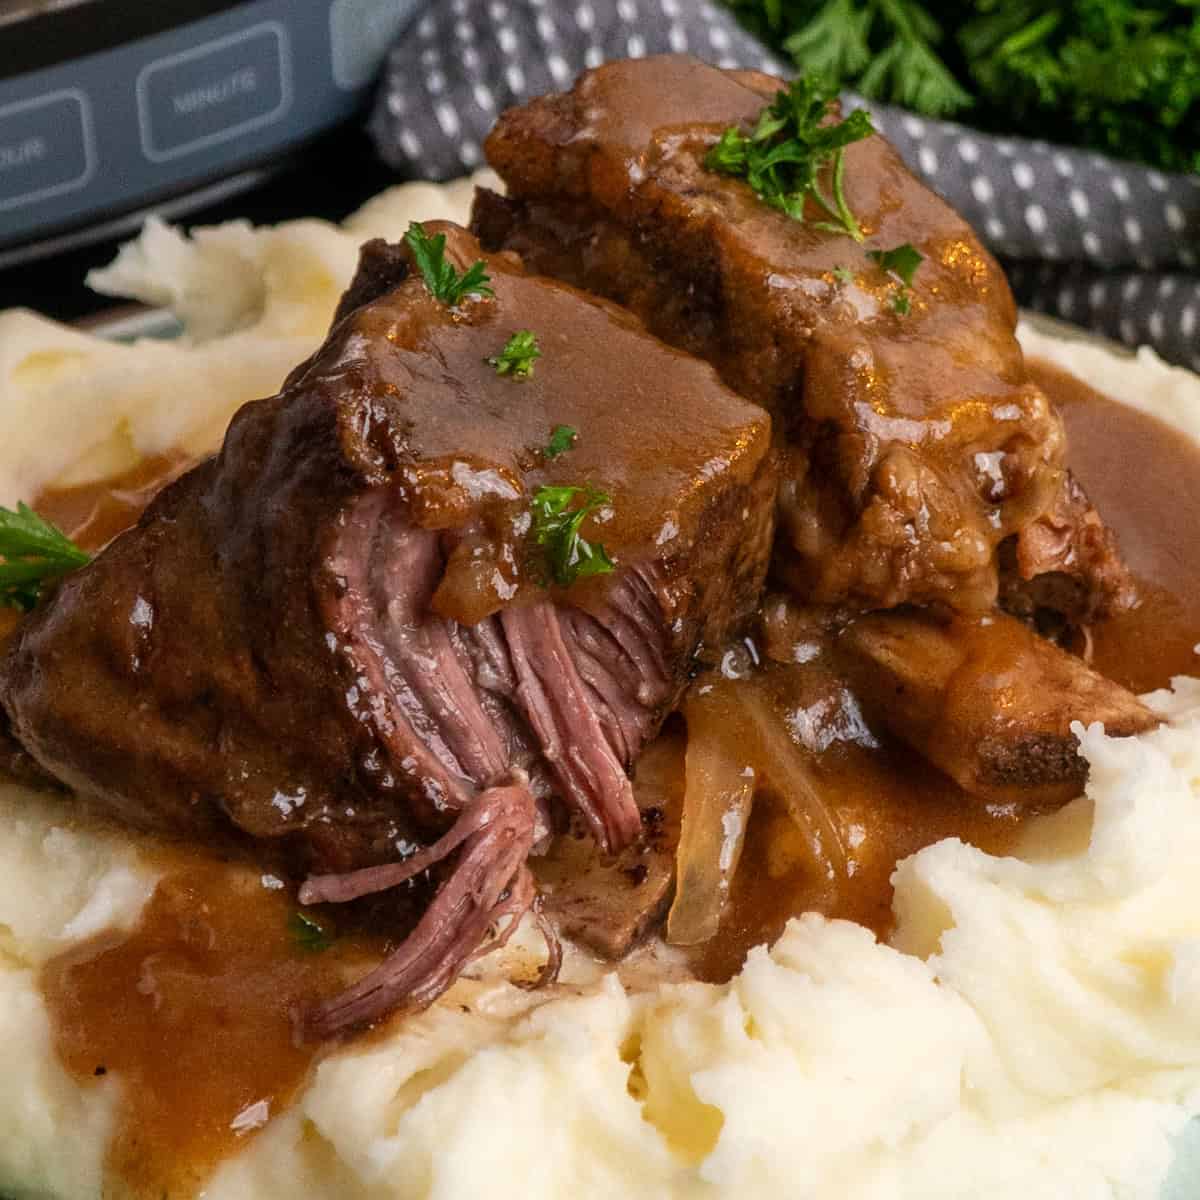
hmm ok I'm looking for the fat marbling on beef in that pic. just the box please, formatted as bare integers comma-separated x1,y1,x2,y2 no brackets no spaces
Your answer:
0,224,776,1033
473,55,1131,624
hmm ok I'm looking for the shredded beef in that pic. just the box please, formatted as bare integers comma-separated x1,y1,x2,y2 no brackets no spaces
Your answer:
0,224,775,1032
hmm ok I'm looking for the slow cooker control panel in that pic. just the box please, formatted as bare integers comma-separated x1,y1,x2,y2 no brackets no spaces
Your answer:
0,0,423,250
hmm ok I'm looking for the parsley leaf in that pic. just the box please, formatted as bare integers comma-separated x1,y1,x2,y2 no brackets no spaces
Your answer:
867,242,924,285
530,485,615,587
288,911,334,954
832,264,855,284
868,242,923,315
487,330,541,378
779,0,872,84
958,1,1200,173
0,503,90,612
729,0,1198,175
403,222,494,306
705,74,875,241
544,425,578,458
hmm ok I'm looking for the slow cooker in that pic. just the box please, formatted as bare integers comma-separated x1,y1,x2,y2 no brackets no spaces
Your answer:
0,0,423,268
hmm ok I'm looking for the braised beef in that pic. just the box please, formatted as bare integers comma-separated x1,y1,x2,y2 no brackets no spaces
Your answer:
1,713,52,789
473,54,1130,624
837,609,1156,807
0,224,775,1031
0,59,1165,1035
533,731,684,960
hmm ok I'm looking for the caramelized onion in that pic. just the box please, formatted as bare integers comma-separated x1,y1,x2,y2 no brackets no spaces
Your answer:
667,673,850,947
735,683,849,883
667,685,755,945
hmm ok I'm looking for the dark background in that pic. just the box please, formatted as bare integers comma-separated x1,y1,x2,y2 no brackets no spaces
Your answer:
0,117,398,322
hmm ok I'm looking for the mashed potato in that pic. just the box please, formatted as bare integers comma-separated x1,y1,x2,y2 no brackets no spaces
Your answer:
3,181,1200,1200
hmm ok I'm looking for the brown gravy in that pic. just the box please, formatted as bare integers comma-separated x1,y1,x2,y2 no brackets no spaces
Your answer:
699,362,1200,978
1,458,190,656
692,696,1021,983
24,360,1200,1196
1028,359,1200,692
33,452,192,555
41,854,382,1198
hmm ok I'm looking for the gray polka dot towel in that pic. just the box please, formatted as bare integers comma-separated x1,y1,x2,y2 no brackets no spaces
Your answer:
368,0,1200,371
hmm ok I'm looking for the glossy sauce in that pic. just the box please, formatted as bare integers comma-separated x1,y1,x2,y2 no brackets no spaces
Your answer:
33,452,192,555
322,227,772,625
25,456,387,1198
494,56,1043,615
25,362,1200,1193
687,658,1023,982
1029,359,1200,691
42,855,384,1199
696,362,1200,980
703,748,1021,981
0,456,191,681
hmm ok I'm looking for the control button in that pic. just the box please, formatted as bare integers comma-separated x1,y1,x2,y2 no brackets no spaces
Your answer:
136,22,291,163
0,90,94,212
330,0,424,91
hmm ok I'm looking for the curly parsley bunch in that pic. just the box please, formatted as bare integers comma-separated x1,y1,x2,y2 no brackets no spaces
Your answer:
728,0,1200,174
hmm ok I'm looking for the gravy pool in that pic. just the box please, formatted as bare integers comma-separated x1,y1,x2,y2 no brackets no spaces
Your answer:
22,361,1200,1197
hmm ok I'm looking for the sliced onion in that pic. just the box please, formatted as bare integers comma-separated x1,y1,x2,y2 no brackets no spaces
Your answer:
735,684,849,884
666,673,850,947
666,684,755,946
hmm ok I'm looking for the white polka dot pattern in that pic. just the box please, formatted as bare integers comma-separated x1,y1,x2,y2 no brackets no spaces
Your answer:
832,92,1198,368
848,94,1199,277
370,0,782,183
1010,261,1200,372
369,0,1200,370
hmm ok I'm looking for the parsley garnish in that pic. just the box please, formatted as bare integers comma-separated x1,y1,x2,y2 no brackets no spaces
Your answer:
403,222,494,307
735,1,1196,175
778,0,972,119
868,242,924,315
288,911,334,954
530,485,615,587
867,242,923,285
0,503,90,612
487,330,541,378
544,425,578,459
705,74,874,241
832,265,855,284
